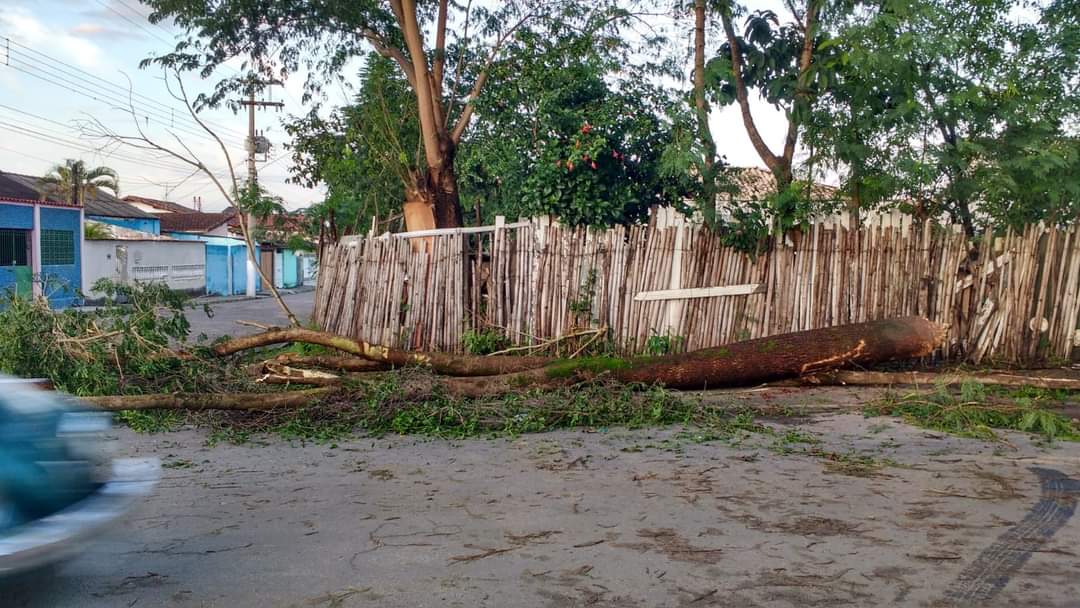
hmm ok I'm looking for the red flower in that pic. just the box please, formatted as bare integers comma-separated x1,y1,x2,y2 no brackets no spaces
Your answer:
581,123,592,134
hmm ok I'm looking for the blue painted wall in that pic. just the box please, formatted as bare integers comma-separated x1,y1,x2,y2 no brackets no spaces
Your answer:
0,202,34,230
205,245,230,296
89,215,160,236
166,234,261,296
39,207,82,308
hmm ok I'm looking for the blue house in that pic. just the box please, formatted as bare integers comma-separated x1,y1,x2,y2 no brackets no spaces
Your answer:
160,210,261,296
0,171,84,308
85,196,161,235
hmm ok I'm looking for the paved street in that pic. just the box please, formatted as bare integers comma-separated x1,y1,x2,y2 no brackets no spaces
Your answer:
4,399,1079,607
187,290,315,341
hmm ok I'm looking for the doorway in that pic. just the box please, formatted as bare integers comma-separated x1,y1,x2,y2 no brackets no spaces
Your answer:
0,229,31,297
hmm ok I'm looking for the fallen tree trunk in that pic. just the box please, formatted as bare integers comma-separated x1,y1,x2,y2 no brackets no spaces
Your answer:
214,327,552,376
799,370,1080,391
399,316,949,396
87,317,947,410
259,353,390,373
82,388,338,411
519,316,947,390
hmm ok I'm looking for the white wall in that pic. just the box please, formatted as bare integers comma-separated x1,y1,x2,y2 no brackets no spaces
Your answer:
206,223,233,237
83,239,206,302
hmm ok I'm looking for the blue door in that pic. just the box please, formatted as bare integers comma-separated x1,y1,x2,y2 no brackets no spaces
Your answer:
230,245,246,295
205,245,229,296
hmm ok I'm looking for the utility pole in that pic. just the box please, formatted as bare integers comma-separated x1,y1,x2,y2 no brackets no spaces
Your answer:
238,81,283,297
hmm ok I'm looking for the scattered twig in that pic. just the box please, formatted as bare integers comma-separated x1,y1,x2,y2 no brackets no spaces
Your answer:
448,545,517,563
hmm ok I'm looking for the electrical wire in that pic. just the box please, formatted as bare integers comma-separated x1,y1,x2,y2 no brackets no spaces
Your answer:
3,39,248,143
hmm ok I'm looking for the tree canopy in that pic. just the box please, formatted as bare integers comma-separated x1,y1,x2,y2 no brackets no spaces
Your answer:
145,0,1079,240
38,159,119,205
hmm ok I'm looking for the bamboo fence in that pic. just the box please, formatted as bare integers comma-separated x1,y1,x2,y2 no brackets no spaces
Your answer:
313,211,1080,363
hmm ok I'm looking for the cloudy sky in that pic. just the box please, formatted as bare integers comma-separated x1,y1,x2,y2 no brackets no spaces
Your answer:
0,0,789,212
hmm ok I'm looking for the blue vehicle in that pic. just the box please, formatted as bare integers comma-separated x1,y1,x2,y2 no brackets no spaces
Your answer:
0,377,158,575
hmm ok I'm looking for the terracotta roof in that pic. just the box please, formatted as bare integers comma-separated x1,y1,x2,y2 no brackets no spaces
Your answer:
122,195,196,214
721,167,839,202
227,211,306,233
159,211,236,233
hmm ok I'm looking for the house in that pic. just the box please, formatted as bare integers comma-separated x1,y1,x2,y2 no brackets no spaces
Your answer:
160,209,237,238
0,171,83,308
226,211,312,290
719,166,840,206
160,208,260,296
84,194,161,236
82,220,206,304
122,195,196,215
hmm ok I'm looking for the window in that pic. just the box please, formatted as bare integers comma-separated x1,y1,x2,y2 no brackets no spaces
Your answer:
0,229,28,267
41,230,75,265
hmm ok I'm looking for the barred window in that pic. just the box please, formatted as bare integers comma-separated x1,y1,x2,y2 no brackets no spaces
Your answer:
0,229,29,267
41,230,75,265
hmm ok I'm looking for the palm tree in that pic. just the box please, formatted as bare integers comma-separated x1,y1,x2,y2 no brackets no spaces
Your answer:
38,159,119,205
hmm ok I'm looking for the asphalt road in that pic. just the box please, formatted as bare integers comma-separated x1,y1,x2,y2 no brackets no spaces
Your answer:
186,290,315,341
3,401,1079,607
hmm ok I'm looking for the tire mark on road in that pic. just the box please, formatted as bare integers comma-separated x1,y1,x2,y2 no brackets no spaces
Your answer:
942,467,1080,605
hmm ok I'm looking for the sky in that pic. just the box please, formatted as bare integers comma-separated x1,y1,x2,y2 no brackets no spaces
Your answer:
0,0,791,213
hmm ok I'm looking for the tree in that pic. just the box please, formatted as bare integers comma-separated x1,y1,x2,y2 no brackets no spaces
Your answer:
656,0,728,226
143,0,633,229
80,75,299,326
284,53,419,241
456,27,696,225
707,0,825,211
38,159,119,205
804,0,1080,234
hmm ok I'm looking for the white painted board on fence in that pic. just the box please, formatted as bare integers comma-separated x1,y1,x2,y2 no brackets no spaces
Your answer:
634,284,764,302
954,252,1012,293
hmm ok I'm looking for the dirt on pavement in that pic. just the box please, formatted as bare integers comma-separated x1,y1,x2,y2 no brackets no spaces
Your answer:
4,388,1079,607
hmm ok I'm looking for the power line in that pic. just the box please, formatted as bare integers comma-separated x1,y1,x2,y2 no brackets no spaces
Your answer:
93,0,175,50
3,37,248,141
112,0,181,47
3,57,248,151
0,117,227,175
0,111,213,175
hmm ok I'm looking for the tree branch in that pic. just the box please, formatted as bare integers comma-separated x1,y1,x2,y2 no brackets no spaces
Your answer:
397,0,443,169
719,3,783,173
449,7,538,145
432,0,449,100
361,28,417,89
781,0,819,167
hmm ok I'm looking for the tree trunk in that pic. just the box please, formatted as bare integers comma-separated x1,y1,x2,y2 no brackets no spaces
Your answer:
258,354,391,373
693,0,718,218
427,143,463,228
521,317,946,390
87,318,947,412
82,388,338,411
212,327,553,376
